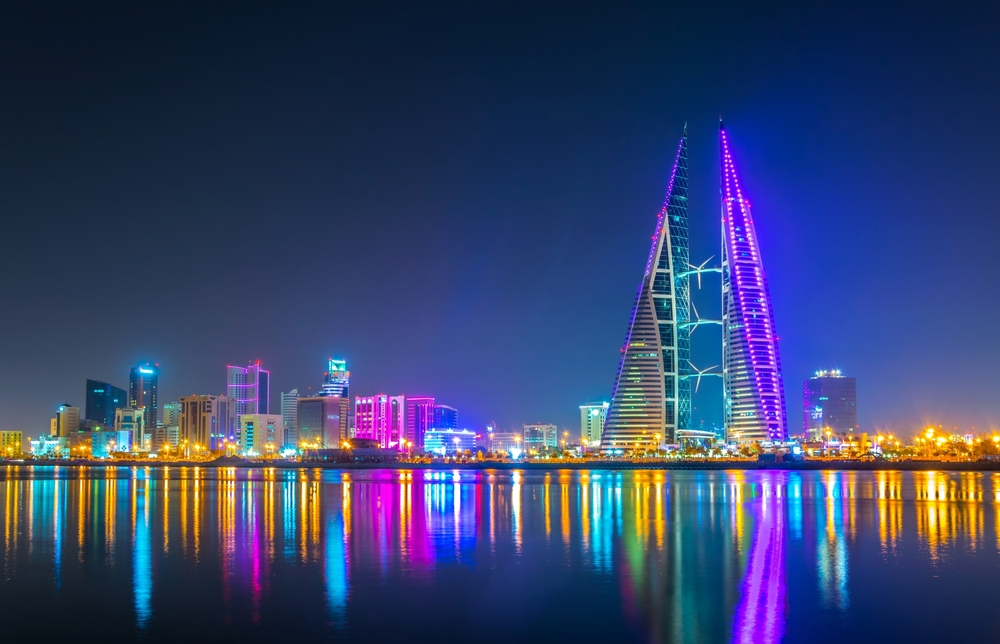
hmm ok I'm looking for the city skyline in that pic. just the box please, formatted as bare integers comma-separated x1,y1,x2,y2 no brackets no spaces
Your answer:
1,3,998,438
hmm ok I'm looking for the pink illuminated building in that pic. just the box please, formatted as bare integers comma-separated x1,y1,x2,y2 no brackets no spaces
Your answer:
405,396,435,450
354,394,405,449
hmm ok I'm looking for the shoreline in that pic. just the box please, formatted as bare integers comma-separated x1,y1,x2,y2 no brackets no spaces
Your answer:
4,459,1000,472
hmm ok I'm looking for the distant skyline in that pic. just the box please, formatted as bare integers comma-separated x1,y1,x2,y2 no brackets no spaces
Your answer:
1,2,998,437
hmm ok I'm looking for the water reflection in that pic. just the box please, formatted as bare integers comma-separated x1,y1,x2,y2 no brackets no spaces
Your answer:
2,467,1000,642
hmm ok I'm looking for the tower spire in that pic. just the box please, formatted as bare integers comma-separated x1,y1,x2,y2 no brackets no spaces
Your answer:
719,125,787,443
602,128,691,450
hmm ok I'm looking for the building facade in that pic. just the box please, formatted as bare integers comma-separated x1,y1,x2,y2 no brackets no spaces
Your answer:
423,429,477,455
488,430,521,455
601,130,691,451
178,394,234,454
320,358,350,397
114,407,146,452
85,379,127,428
297,396,349,449
52,404,80,437
580,402,609,445
803,370,858,440
523,423,558,451
239,414,284,456
129,363,159,429
161,402,182,428
433,405,458,430
354,394,405,449
0,431,23,457
405,396,435,449
720,123,788,443
227,361,270,420
281,389,300,446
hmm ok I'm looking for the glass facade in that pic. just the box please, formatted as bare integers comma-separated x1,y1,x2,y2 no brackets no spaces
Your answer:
129,363,159,430
720,123,788,442
85,379,127,428
602,130,690,450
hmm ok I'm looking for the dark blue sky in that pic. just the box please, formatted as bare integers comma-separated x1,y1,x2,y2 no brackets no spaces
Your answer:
1,1,998,437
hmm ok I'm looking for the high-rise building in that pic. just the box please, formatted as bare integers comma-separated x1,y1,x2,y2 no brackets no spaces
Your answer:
227,361,270,418
523,423,558,451
405,396,435,448
0,431,23,457
433,404,457,430
803,370,858,440
239,414,284,455
129,363,159,429
354,394,405,449
720,122,788,443
281,389,300,446
580,402,609,445
601,129,691,451
51,404,80,437
85,380,127,428
178,394,234,454
297,396,349,449
320,358,350,397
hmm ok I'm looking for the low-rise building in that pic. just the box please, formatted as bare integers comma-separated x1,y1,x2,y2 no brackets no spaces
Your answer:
239,414,283,456
424,428,477,455
523,423,558,451
0,431,23,457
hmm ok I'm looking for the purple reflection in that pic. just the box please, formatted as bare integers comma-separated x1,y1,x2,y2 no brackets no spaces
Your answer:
732,479,786,643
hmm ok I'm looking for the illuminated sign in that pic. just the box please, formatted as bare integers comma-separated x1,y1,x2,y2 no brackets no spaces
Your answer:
138,368,154,374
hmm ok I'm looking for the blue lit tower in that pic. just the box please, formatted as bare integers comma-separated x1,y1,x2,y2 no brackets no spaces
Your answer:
719,122,788,442
601,128,690,450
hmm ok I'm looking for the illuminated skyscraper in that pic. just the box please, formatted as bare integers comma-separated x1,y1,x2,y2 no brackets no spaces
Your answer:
601,129,690,450
803,370,857,440
720,122,788,442
281,389,300,445
433,404,457,430
227,361,271,417
129,363,159,429
320,358,350,397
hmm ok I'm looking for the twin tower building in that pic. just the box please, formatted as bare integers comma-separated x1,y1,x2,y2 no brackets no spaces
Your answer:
600,122,788,451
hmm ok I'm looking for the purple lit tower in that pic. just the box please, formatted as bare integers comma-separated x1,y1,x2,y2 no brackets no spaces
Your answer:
720,121,788,442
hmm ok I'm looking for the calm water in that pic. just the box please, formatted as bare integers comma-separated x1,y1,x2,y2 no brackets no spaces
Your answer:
1,467,999,643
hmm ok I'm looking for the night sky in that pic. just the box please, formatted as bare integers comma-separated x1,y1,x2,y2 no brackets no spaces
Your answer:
2,1,998,437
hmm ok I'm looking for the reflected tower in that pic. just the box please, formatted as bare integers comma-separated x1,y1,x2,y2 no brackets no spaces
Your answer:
720,122,788,442
602,128,690,450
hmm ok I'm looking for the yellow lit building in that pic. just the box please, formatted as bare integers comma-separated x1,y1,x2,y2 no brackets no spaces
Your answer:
0,430,23,457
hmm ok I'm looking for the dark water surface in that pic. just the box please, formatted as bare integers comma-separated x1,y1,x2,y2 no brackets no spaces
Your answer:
1,466,998,643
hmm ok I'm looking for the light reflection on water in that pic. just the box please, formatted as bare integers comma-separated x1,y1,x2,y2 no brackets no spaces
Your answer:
2,467,1000,643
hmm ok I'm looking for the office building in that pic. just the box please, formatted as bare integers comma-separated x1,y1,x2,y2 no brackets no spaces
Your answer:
423,429,477,456
30,435,68,458
239,414,284,456
354,394,405,449
601,129,691,451
0,431,23,457
405,396,435,448
178,394,234,454
803,370,858,440
227,361,271,420
51,404,80,437
161,402,182,427
433,404,458,430
85,380,127,428
91,431,118,458
488,429,521,455
114,407,146,452
580,402,609,445
297,396,349,449
720,123,788,442
523,423,557,451
129,363,159,429
320,358,350,397
281,389,300,446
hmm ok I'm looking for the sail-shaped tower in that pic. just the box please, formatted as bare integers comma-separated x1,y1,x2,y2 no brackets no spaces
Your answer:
601,129,691,451
719,122,788,442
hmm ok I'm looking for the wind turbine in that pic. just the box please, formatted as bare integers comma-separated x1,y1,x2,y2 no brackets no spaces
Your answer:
687,360,721,393
688,255,714,289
